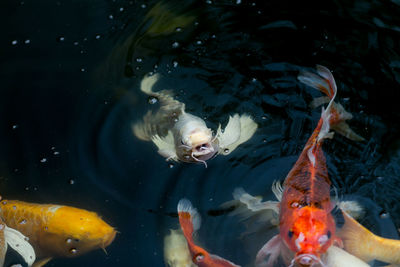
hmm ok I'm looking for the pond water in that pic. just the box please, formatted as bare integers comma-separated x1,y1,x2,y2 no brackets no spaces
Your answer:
1,0,400,266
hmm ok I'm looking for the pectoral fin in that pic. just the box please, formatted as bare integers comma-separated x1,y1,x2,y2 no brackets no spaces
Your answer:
255,235,282,267
331,121,365,142
218,114,257,155
233,188,280,215
151,131,177,161
32,257,52,267
217,114,241,150
4,226,36,266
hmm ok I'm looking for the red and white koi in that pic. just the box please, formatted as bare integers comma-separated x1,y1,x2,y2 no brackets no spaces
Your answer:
177,199,240,267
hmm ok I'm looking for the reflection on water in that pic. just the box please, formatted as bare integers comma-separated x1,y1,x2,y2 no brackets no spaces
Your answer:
1,0,400,266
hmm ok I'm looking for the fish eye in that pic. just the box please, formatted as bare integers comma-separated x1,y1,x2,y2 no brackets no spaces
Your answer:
327,231,331,239
288,230,294,238
194,253,205,262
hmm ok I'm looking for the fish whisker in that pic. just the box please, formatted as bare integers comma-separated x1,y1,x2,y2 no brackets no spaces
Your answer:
191,152,207,168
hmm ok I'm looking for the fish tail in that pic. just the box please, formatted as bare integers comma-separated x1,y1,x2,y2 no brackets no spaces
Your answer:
177,199,201,242
298,65,364,141
298,65,337,100
140,73,160,96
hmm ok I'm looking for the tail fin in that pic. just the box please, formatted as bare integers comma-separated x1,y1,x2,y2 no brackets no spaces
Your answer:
140,73,160,95
298,65,337,100
177,199,201,241
298,65,364,142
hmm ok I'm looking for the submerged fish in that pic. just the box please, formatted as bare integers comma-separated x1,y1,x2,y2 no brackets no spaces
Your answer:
0,200,116,267
233,65,364,267
229,183,370,267
177,199,240,267
0,217,36,267
337,210,400,265
164,229,197,267
133,74,258,167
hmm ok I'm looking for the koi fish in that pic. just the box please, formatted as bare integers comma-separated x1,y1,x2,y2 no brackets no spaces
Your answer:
0,216,36,267
253,65,364,266
337,210,400,265
177,198,240,267
164,229,197,267
228,183,373,267
0,200,116,267
132,74,258,167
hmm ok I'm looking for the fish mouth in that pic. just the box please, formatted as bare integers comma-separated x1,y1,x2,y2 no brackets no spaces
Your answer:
290,253,323,267
102,228,117,248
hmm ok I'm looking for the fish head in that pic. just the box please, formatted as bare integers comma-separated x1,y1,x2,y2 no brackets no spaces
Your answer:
181,128,217,160
42,206,116,257
281,206,335,266
190,245,216,267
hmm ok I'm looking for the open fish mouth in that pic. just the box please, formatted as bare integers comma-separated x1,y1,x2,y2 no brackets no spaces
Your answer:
289,253,325,267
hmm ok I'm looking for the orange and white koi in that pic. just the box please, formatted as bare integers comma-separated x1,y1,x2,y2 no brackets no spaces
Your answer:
132,74,257,167
177,199,240,267
253,65,364,267
0,200,116,267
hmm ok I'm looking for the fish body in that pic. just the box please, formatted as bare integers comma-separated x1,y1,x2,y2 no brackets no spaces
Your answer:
0,200,116,266
279,66,343,266
338,211,400,265
177,199,240,267
164,229,196,267
133,74,257,167
255,65,365,267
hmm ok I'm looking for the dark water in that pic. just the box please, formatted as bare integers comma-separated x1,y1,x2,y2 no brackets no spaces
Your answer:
1,0,400,266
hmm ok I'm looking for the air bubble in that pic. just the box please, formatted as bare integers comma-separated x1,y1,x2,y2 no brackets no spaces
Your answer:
168,163,174,169
224,148,229,154
24,39,30,44
380,211,390,219
19,219,27,225
175,27,182,32
171,42,180,48
136,57,143,63
66,238,72,244
57,36,65,42
70,248,78,254
148,96,158,104
12,124,18,129
69,179,75,185
95,35,101,40
40,158,47,163
11,40,18,45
